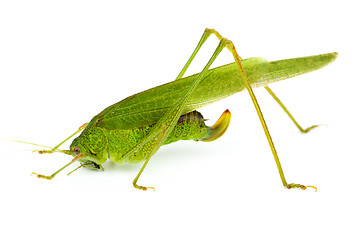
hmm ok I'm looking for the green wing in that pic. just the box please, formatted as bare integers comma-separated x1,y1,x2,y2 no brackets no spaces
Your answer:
94,53,336,130
95,58,267,130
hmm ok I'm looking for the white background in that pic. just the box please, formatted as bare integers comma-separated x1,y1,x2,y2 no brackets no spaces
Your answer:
0,1,357,239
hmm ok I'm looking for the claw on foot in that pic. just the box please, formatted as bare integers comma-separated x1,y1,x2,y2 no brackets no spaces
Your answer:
143,187,155,191
286,183,317,191
304,185,318,191
31,172,53,180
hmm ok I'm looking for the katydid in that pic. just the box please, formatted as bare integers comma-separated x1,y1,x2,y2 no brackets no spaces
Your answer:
18,29,337,191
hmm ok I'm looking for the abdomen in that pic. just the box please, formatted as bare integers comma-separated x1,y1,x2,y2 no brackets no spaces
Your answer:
107,111,210,164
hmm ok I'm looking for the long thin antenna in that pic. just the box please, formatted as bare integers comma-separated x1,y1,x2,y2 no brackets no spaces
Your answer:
2,139,53,149
1,139,71,155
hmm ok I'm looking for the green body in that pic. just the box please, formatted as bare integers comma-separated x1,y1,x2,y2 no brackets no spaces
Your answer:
70,53,337,168
27,29,338,190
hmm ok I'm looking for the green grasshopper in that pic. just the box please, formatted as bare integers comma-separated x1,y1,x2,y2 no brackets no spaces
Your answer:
23,29,337,191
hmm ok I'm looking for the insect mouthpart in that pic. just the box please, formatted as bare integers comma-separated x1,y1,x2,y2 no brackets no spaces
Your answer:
90,162,102,170
80,160,104,171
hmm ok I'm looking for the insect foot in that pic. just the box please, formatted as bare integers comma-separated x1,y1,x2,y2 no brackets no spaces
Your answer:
286,183,317,191
133,182,155,191
32,150,54,154
301,124,320,133
138,186,155,191
31,172,53,180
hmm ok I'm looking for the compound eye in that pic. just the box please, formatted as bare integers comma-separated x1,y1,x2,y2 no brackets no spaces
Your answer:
73,146,81,156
